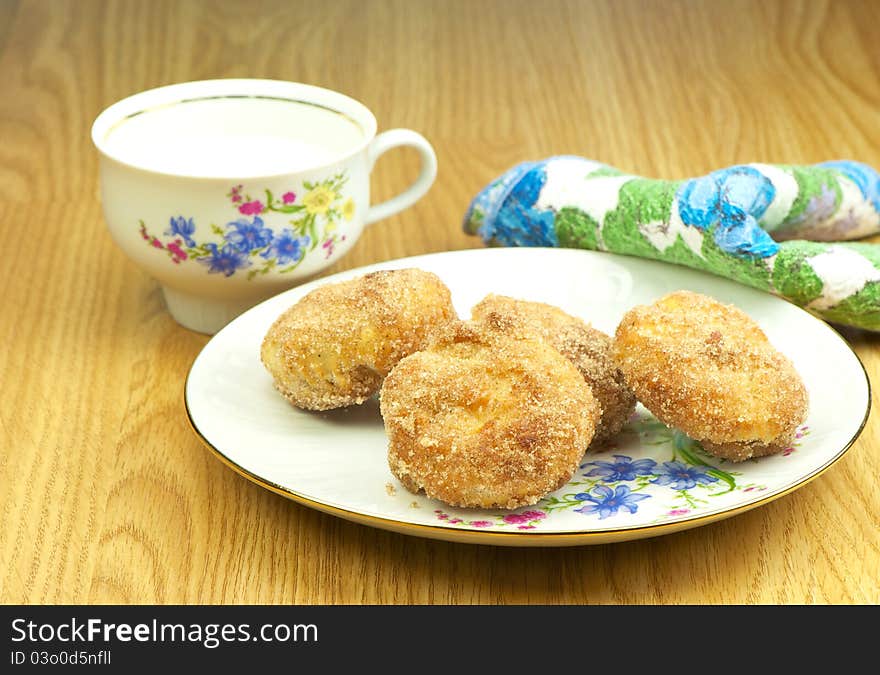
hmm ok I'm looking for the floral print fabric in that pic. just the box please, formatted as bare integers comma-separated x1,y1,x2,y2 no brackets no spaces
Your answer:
464,156,880,331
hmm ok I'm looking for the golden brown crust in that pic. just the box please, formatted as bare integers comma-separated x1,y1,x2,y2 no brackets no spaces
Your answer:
381,321,599,509
471,294,636,441
260,269,456,410
613,291,809,461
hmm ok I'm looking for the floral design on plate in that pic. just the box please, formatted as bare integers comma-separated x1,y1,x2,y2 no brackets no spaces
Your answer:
543,414,775,522
782,425,811,456
138,173,353,279
427,411,809,530
433,509,548,530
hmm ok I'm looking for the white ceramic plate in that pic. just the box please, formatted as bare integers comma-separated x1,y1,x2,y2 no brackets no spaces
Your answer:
185,248,870,546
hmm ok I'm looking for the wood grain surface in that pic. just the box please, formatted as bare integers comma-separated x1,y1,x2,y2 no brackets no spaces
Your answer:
2,0,879,604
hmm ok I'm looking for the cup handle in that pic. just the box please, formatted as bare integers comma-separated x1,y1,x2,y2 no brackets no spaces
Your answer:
364,129,437,225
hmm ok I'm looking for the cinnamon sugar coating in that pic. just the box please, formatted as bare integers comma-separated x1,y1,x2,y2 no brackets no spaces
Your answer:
261,269,456,410
381,321,599,509
613,291,808,462
472,294,636,442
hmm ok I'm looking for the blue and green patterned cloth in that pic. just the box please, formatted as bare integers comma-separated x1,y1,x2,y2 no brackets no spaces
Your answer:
464,157,880,330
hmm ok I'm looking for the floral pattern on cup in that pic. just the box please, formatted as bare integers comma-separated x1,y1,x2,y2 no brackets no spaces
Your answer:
138,173,353,280
423,413,809,531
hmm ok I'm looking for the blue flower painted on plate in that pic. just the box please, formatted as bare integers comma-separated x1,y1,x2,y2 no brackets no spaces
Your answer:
573,485,651,519
224,216,274,253
261,229,310,265
164,215,197,247
581,455,658,482
677,165,779,258
819,160,880,214
197,243,252,277
650,461,719,491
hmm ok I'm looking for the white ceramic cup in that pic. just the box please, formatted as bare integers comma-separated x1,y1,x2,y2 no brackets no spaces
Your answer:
91,79,437,333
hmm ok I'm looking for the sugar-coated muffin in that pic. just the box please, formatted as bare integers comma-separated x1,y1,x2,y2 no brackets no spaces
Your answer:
613,290,808,461
381,320,599,509
472,294,635,442
261,268,456,410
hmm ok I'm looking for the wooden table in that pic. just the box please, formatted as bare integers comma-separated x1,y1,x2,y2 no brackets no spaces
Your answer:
2,0,878,604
